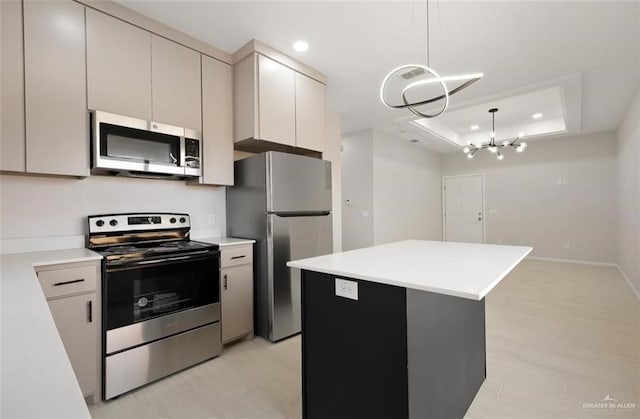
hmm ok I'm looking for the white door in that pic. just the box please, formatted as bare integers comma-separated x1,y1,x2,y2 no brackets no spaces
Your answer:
443,175,484,243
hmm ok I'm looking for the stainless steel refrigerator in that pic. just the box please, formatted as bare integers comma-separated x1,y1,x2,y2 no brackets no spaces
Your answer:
227,152,333,342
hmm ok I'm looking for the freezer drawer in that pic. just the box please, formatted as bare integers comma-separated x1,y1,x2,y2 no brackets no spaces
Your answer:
268,213,332,341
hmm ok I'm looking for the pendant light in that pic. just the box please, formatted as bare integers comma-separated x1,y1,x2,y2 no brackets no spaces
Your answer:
380,0,483,118
463,108,528,160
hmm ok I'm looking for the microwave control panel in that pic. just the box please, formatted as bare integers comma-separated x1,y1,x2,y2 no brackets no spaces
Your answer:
185,139,200,169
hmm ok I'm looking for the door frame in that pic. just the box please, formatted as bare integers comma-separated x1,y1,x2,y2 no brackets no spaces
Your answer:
441,173,486,243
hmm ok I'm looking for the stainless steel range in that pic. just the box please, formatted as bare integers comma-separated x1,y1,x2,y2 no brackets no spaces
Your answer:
87,213,221,400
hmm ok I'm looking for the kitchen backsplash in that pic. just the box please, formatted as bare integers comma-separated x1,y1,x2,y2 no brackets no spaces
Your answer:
0,174,226,254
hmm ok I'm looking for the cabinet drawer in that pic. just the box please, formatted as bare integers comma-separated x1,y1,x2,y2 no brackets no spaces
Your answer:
38,266,97,299
221,244,253,268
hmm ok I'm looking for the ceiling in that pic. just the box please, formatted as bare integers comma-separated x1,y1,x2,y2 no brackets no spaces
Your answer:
116,0,640,153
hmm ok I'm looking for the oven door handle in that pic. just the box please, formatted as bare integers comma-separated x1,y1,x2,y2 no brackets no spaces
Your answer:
136,255,191,265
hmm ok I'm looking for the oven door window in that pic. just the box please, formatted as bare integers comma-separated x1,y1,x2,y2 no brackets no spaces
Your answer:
100,123,180,166
105,256,218,331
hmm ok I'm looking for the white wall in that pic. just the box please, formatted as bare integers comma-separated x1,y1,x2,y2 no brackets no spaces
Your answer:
616,86,640,296
341,128,442,250
341,129,374,251
441,132,618,264
0,174,226,253
324,111,343,252
373,132,442,244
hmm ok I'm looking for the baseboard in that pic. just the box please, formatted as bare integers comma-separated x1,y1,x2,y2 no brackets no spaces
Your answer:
526,256,640,302
616,265,640,303
526,256,617,268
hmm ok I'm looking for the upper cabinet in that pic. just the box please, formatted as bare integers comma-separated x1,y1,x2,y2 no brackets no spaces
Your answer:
151,35,202,131
1,0,26,172
24,0,89,177
233,42,327,154
256,54,296,147
195,55,234,186
86,8,152,121
295,72,326,152
86,14,202,131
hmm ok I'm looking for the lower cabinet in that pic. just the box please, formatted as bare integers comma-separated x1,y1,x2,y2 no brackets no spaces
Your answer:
37,261,101,403
220,244,254,343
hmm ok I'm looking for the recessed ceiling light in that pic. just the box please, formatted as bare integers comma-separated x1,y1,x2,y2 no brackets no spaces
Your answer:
470,125,479,130
532,113,543,119
293,40,309,52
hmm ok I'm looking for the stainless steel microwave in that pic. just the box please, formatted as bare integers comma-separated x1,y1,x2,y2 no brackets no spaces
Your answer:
90,110,201,179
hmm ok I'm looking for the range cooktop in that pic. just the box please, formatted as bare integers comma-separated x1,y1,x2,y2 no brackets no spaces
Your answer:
96,240,217,263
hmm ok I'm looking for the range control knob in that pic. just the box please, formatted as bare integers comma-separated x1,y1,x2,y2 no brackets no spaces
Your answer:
179,217,186,224
170,217,177,224
109,219,118,227
96,219,104,227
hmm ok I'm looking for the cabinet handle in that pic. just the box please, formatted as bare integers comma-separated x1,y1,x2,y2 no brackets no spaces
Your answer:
223,273,228,290
230,255,246,260
88,300,93,323
53,278,85,287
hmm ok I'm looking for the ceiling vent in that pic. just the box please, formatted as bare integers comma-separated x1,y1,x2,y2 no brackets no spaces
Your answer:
400,68,426,80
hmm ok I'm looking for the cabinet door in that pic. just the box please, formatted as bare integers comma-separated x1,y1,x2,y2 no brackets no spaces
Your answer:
295,73,326,152
86,9,152,120
221,264,254,343
48,293,98,397
1,0,25,172
200,55,233,185
24,0,88,177
151,35,202,130
257,55,296,146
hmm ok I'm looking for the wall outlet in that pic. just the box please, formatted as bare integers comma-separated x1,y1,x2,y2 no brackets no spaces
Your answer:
556,178,562,185
362,211,369,218
335,278,358,300
563,242,570,249
488,208,498,215
562,178,568,185
208,214,215,225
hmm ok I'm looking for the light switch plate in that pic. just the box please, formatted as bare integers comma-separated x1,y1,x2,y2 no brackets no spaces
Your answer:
335,278,358,300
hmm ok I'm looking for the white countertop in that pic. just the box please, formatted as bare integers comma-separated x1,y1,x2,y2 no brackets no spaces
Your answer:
198,237,256,247
287,240,532,300
1,248,102,419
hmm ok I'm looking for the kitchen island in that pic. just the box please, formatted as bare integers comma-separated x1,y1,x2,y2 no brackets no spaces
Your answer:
287,240,532,419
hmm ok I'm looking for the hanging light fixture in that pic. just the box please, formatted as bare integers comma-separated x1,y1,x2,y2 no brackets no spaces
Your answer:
463,108,528,160
379,0,483,118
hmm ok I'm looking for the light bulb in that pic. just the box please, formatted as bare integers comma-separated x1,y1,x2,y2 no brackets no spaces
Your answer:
520,142,527,149
516,145,524,153
502,140,510,146
466,153,474,159
470,125,479,130
490,131,495,138
497,153,504,160
489,146,497,153
462,147,470,154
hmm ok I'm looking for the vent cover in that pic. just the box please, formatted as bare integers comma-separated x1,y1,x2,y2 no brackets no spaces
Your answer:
400,68,427,80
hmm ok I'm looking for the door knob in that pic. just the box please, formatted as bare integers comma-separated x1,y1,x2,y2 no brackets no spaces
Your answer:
478,217,482,221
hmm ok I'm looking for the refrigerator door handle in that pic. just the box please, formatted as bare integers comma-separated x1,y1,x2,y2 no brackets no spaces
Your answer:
269,211,331,217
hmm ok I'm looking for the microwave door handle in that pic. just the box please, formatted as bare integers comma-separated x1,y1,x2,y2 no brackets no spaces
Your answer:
180,137,186,168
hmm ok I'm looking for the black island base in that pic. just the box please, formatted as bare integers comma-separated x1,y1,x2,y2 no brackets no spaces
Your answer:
301,270,486,419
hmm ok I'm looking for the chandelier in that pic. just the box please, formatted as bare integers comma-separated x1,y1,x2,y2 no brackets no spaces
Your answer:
463,108,528,160
379,1,483,119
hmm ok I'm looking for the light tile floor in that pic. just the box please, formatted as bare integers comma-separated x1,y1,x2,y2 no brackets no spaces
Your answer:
90,260,639,418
